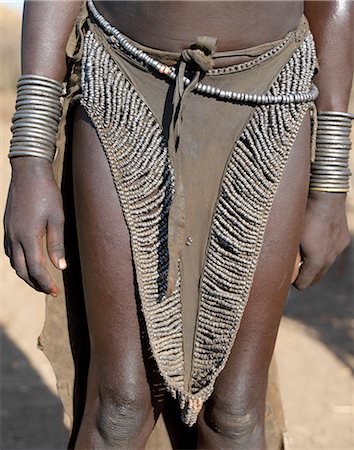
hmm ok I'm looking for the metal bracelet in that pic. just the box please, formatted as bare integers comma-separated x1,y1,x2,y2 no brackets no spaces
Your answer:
11,117,59,133
18,73,63,86
17,86,63,97
309,187,350,193
16,104,62,117
12,110,60,124
317,110,354,120
311,180,350,185
11,130,57,145
10,136,57,149
16,96,62,107
309,110,353,193
8,74,64,163
9,150,54,163
10,142,57,153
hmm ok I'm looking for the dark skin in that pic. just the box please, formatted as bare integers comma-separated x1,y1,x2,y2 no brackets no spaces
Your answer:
4,1,353,449
95,1,304,52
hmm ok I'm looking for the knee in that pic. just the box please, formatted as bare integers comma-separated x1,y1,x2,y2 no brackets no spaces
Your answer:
96,387,153,446
203,398,264,442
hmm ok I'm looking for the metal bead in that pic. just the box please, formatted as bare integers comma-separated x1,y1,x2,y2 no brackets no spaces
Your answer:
225,91,232,100
186,236,193,246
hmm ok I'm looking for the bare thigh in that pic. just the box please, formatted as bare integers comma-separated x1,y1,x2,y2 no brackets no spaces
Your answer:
71,104,164,449
197,111,311,448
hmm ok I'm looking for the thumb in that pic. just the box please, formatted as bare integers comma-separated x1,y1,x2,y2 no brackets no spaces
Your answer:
291,249,303,285
47,217,66,270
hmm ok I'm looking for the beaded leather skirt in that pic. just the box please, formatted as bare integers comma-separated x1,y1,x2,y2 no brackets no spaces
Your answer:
39,0,318,446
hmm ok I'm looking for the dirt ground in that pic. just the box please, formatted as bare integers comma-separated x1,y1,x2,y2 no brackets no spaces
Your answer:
1,5,353,450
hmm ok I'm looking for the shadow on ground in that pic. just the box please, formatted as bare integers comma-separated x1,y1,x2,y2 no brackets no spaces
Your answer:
285,237,354,372
1,327,68,450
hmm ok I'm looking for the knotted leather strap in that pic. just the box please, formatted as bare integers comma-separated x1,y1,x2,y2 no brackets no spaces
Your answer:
166,37,218,295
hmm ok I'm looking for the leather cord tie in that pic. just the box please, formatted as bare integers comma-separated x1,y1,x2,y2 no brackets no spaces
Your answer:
166,36,218,296
181,36,218,72
169,36,218,158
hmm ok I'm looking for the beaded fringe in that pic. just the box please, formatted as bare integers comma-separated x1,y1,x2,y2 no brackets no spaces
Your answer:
81,29,317,426
81,31,185,392
184,35,316,425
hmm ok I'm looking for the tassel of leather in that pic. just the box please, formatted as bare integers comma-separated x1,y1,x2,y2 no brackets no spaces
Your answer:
166,36,218,296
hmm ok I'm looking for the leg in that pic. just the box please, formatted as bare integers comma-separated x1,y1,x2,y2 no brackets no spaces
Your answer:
72,104,165,449
197,111,311,450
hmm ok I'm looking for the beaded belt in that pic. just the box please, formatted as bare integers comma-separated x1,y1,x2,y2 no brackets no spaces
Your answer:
86,0,318,106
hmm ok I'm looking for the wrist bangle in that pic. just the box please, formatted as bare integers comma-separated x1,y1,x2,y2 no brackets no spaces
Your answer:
309,187,349,193
8,74,64,163
309,110,353,193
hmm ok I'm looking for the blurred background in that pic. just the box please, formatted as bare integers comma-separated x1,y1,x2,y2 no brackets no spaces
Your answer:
1,2,353,449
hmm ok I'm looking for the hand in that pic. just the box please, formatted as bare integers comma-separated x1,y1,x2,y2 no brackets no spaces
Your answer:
293,191,351,290
3,157,66,296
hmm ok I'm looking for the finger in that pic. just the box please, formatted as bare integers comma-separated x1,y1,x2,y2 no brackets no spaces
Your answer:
295,254,337,289
47,217,66,270
10,243,36,290
23,238,58,296
310,257,335,286
291,250,302,284
4,234,12,258
293,256,319,290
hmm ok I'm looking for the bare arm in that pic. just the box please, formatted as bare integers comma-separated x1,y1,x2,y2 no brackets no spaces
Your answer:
305,0,354,111
294,1,353,289
21,0,83,80
4,1,83,296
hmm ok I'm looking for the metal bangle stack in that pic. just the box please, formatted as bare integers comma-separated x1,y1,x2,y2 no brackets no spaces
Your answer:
310,110,353,193
8,74,64,163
